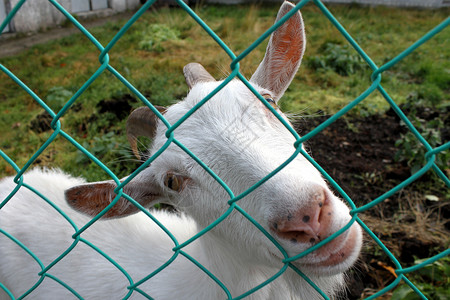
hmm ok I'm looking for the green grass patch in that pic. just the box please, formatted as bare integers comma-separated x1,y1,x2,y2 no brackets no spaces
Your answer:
0,4,448,179
391,256,450,300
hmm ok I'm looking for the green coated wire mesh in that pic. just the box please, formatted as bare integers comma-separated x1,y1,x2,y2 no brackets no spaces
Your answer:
0,0,449,299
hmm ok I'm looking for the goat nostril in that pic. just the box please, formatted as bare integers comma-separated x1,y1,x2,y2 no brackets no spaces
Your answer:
271,186,334,243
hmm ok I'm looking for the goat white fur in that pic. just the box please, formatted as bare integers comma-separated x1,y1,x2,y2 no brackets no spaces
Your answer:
0,2,362,299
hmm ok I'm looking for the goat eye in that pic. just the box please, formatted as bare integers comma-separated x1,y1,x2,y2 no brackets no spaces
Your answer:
164,173,183,192
262,94,277,109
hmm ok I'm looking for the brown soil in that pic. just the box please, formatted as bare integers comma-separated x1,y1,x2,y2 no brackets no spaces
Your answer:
294,107,449,299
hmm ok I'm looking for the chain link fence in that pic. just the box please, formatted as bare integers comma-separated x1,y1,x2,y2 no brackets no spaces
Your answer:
0,0,449,299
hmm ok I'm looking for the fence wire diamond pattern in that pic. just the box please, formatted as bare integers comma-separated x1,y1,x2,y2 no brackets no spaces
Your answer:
0,0,449,299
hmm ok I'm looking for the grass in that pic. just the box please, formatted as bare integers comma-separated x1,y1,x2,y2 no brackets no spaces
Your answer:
0,7,447,192
1,3,448,181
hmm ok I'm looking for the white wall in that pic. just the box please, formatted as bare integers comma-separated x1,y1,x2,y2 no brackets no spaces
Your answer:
0,0,9,33
1,0,448,34
110,0,141,12
0,0,141,33
206,0,449,7
321,0,449,8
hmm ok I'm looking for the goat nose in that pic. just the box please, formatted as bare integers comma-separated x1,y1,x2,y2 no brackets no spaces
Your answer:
271,186,332,244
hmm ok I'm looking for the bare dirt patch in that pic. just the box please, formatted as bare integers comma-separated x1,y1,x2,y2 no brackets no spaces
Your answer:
294,107,449,298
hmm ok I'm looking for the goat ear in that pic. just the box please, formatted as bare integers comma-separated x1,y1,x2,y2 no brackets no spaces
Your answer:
183,63,216,89
127,106,166,160
65,176,161,219
250,1,306,101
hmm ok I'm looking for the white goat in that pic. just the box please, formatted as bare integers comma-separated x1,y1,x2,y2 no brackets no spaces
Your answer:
0,2,362,299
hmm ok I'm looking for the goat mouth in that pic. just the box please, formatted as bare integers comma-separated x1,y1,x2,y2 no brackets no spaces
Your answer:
269,224,361,274
299,224,361,272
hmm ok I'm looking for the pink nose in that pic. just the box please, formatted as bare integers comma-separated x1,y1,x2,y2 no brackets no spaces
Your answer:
271,185,332,244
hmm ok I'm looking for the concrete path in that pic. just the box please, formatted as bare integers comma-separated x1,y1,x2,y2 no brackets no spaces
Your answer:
0,11,134,58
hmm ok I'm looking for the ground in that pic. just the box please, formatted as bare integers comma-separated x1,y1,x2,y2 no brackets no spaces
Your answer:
0,11,135,58
295,107,449,299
